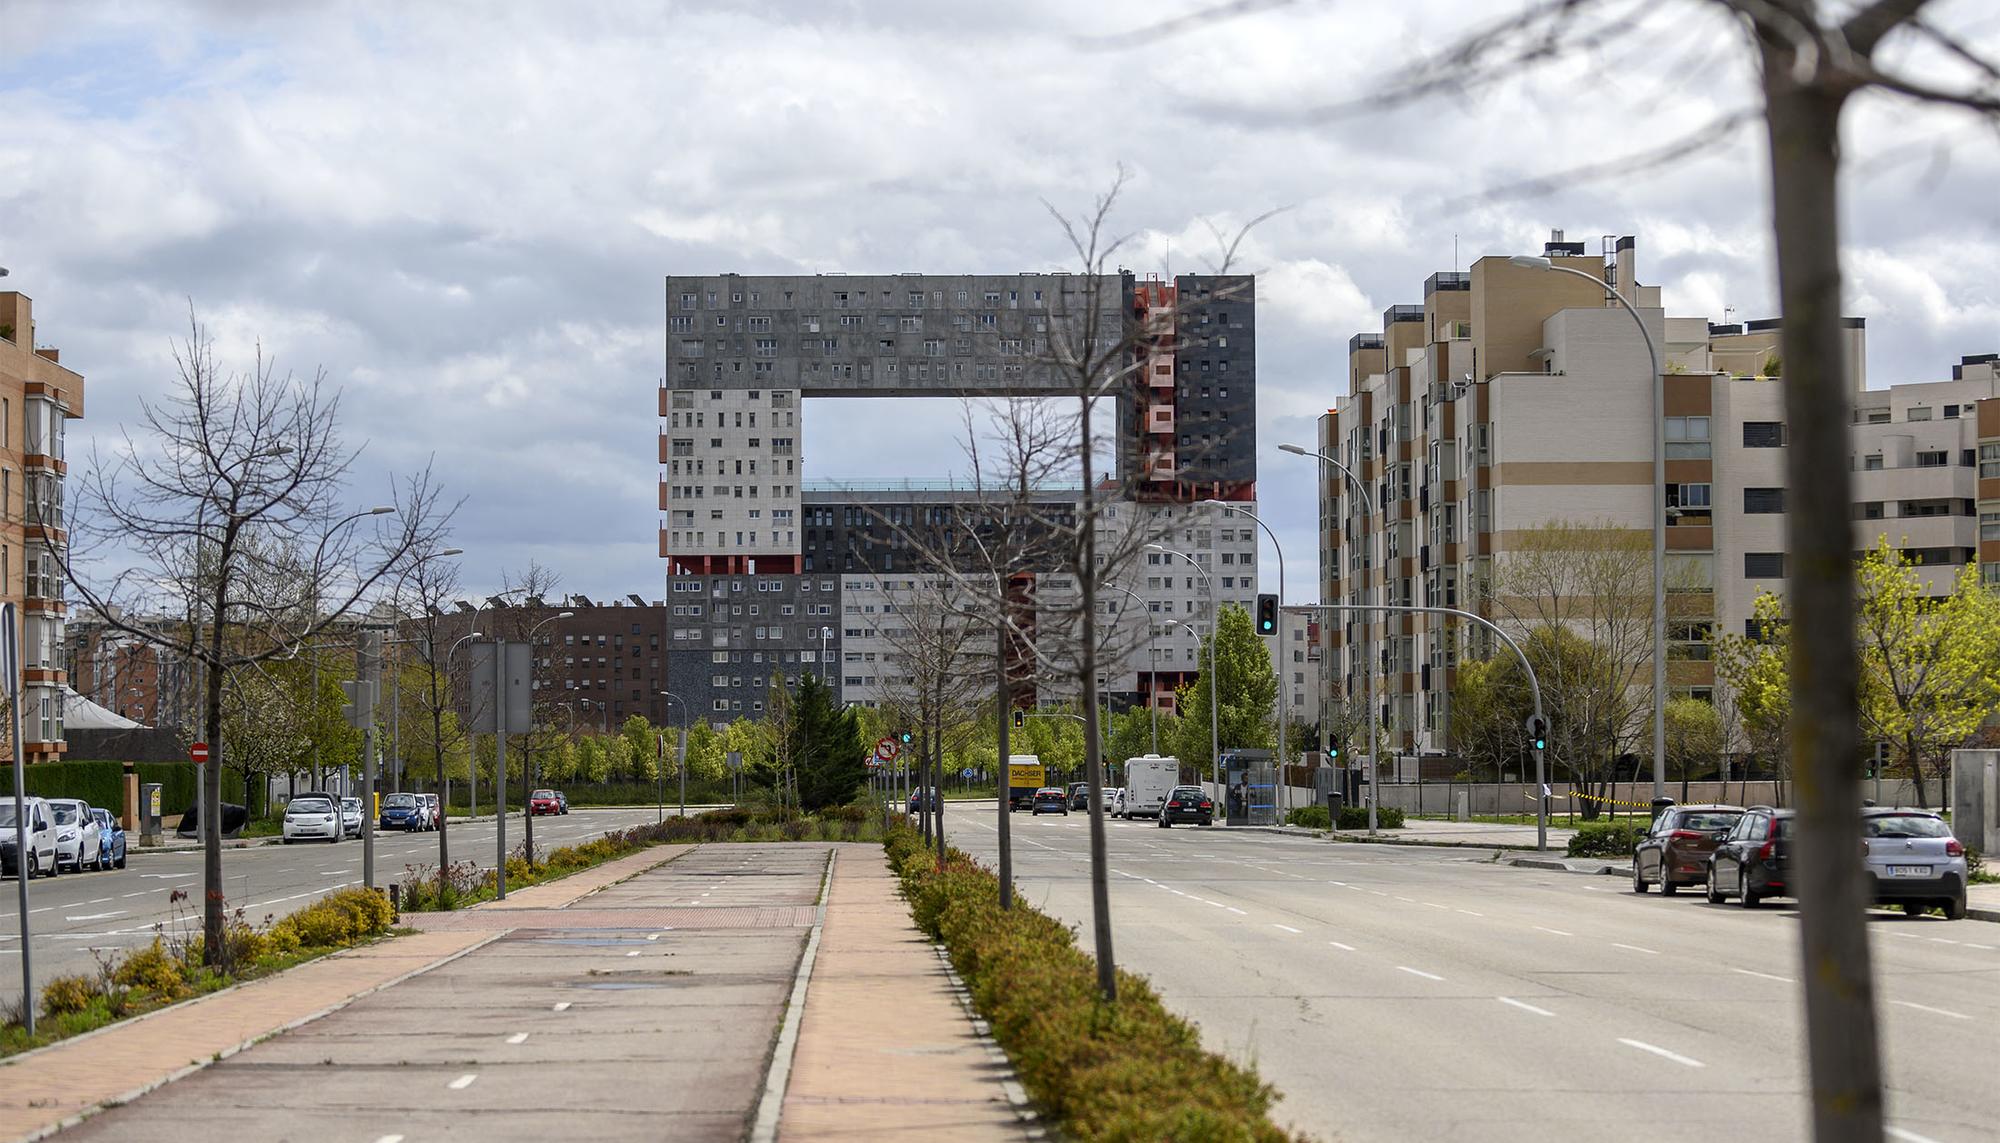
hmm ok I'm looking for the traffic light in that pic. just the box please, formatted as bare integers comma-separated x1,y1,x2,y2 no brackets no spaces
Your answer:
899,731,912,745
1255,593,1278,636
1528,716,1547,752
1326,737,1341,761
1012,708,1024,730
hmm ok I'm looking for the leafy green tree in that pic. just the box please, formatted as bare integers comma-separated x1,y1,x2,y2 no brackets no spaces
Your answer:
1171,604,1277,772
1448,655,1525,784
683,720,726,783
1854,539,2000,808
1714,590,1792,795
775,673,868,810
621,715,658,782
1665,696,1724,802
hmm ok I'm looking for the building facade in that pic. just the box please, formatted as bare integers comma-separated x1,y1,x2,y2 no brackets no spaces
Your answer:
0,291,83,760
1315,231,1997,767
661,272,1267,728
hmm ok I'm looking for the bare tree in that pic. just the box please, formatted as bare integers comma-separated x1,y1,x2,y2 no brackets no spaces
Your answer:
66,311,452,964
393,539,472,886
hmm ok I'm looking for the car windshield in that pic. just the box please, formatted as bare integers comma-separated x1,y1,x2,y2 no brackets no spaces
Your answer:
91,810,113,827
1170,788,1204,798
1680,812,1740,832
51,806,81,825
534,790,555,799
290,798,333,813
0,805,16,827
1865,814,1951,839
385,794,418,808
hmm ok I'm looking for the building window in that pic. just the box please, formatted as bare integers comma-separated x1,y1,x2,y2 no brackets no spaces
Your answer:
1742,421,1785,448
1982,512,2000,542
1980,444,2000,479
1744,552,1785,578
1916,450,1949,468
1665,416,1710,459
1743,487,1786,514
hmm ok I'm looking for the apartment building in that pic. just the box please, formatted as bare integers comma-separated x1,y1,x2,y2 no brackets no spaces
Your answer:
661,272,1266,726
0,290,84,760
416,595,677,729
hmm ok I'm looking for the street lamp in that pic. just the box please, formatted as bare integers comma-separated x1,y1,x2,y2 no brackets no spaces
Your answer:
1279,443,1383,835
1146,544,1220,787
520,610,574,861
660,691,688,822
1104,584,1159,755
444,630,483,815
1201,499,1289,817
1508,254,1666,799
819,626,833,688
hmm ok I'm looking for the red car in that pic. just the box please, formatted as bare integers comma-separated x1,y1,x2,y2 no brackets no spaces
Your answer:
529,789,562,816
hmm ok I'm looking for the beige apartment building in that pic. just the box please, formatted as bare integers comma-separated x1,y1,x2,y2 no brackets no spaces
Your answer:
1313,231,1996,769
0,290,84,760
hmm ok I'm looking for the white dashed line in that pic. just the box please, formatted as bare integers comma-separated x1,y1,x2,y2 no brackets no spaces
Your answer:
1611,943,1659,956
448,1073,479,1089
1891,1000,1969,1020
1273,924,1303,934
1396,966,1444,982
1534,926,1573,937
1498,996,1554,1017
1965,943,1994,951
1926,937,1959,945
1732,968,1795,983
375,1135,406,1143
625,950,640,957
1225,907,1246,915
505,1032,528,1044
1328,941,1355,951
553,1002,572,1012
1456,909,1485,917
1887,1126,1945,1143
1618,1039,1704,1068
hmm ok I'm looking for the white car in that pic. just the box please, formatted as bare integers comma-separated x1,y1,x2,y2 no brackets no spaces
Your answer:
46,798,104,873
282,795,342,844
1101,787,1121,814
340,797,363,838
1,795,59,878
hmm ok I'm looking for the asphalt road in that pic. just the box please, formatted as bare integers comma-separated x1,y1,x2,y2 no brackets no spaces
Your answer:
0,806,690,1011
946,801,1997,1143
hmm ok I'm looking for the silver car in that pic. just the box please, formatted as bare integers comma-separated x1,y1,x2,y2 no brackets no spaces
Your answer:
1862,808,1967,919
340,797,363,838
46,798,103,872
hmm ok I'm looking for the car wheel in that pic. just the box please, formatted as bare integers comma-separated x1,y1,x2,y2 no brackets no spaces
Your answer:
1705,865,1727,904
1944,893,1966,921
26,852,38,879
1632,863,1649,894
1660,876,1679,897
282,837,293,845
1739,868,1759,909
116,852,126,869
1902,902,1925,918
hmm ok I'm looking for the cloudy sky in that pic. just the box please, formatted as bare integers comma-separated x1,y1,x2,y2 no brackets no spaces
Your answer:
4,0,1996,603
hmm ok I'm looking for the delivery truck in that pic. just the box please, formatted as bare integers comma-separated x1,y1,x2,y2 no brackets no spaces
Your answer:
1120,755,1180,819
1006,755,1045,811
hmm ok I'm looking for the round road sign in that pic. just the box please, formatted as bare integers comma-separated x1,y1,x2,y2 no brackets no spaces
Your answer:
189,742,210,763
875,737,901,762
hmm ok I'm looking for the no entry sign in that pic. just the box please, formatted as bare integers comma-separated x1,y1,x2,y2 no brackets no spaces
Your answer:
189,742,209,764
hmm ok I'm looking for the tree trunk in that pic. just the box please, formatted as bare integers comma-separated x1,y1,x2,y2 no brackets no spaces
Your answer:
430,658,450,892
1760,42,1884,1140
1078,389,1115,1002
201,572,229,968
1907,736,1927,808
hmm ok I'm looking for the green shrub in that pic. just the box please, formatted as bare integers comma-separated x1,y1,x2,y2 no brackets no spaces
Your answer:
1285,805,1332,830
269,887,394,949
1568,820,1645,858
39,974,101,1018
884,824,1303,1142
1335,805,1404,830
113,939,186,998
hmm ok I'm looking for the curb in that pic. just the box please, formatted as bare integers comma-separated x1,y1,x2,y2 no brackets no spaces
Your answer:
748,847,836,1143
6,930,505,1143
930,945,1049,1139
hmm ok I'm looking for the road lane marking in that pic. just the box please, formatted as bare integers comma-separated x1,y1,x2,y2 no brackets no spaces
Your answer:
1273,924,1303,934
120,892,147,898
1618,1039,1704,1068
1422,902,1449,911
1926,937,1959,945
1611,943,1659,956
1328,941,1355,951
63,911,126,922
1534,926,1573,937
447,1073,479,1089
1456,909,1485,917
1887,1127,1944,1143
1225,907,1246,915
1732,968,1795,983
1394,896,1416,903
1396,966,1444,981
505,1032,529,1044
1891,1000,1969,1020
625,950,640,957
375,1136,406,1143
1966,943,1994,951
86,897,112,904
1498,997,1554,1017
552,1002,572,1012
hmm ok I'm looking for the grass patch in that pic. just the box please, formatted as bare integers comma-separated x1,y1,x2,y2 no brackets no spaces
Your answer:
884,825,1303,1142
398,805,885,911
0,887,398,1060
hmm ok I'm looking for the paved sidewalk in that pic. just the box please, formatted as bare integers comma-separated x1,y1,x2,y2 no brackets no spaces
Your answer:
780,846,1031,1141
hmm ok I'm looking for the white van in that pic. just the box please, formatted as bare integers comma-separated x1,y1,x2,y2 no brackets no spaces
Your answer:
1,796,60,878
1121,756,1180,820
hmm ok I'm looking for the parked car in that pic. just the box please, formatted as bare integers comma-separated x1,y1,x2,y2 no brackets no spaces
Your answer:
46,798,104,873
420,793,441,830
0,795,58,878
1110,788,1127,817
1632,804,1744,895
1158,786,1215,828
1706,806,1794,907
1032,787,1068,816
340,797,363,838
530,789,563,816
1067,782,1089,811
380,792,426,832
1099,786,1119,813
554,791,570,815
88,808,128,870
1862,808,1967,919
282,794,342,844
906,788,941,814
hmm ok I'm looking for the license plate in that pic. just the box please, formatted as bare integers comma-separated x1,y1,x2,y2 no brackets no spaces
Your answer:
1888,865,1932,878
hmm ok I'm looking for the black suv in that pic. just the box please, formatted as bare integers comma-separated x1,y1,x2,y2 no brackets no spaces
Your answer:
1706,806,1794,907
1158,786,1215,828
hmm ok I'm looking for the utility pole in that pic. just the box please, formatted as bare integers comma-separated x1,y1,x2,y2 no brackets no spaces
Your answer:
342,630,382,889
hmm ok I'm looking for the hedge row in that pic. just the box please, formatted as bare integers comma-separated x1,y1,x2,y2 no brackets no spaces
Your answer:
439,778,736,809
884,826,1303,1142
1568,820,1645,858
19,760,244,815
1284,805,1407,831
